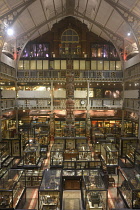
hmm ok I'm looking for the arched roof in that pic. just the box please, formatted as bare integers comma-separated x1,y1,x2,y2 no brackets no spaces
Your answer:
0,0,140,57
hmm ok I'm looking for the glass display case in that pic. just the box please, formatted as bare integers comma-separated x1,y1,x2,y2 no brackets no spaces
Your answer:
2,137,22,156
40,145,48,159
55,121,66,136
63,159,102,170
0,169,26,209
50,143,64,168
92,143,101,159
25,170,43,187
75,120,86,137
119,137,138,157
23,143,40,165
38,169,62,210
33,123,50,145
0,156,16,178
118,167,140,209
125,143,136,165
81,169,108,210
135,147,140,171
101,143,118,166
0,142,10,167
77,144,92,161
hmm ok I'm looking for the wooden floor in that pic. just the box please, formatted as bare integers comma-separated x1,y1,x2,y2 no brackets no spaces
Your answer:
63,190,82,210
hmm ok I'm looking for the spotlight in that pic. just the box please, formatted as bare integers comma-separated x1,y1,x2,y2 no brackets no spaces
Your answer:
7,28,14,36
127,32,131,36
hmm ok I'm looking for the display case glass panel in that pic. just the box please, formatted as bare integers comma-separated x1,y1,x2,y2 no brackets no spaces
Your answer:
101,143,118,165
120,137,138,157
0,142,10,166
23,143,40,166
39,169,62,210
0,169,26,209
50,143,64,168
118,168,140,209
82,169,107,210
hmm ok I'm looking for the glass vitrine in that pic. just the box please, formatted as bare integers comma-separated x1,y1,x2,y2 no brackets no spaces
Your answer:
118,167,140,209
92,143,101,159
134,146,140,171
0,169,26,209
119,137,138,157
82,169,108,210
38,169,62,210
77,144,92,161
25,170,43,187
50,143,64,168
23,143,40,166
101,143,118,166
125,143,136,164
0,142,10,166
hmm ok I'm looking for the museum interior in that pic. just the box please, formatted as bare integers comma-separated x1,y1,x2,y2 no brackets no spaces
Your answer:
0,0,140,209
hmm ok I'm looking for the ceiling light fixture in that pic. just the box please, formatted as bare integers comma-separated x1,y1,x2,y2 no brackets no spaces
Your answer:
127,32,131,36
7,28,14,36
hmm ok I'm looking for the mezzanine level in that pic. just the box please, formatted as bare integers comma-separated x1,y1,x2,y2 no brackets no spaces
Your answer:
17,98,122,110
1,99,16,113
124,99,139,112
2,98,139,114
0,62,16,81
17,70,123,82
124,62,140,82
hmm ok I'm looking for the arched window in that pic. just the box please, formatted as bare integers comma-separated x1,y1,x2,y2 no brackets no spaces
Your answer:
59,29,81,58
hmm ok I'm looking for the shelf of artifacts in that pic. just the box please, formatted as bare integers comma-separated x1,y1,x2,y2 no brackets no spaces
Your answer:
81,169,108,210
25,170,43,187
91,120,122,135
119,137,138,158
33,123,50,145
75,120,86,137
0,169,26,209
117,167,140,209
54,120,66,137
2,136,22,157
20,129,30,149
38,169,62,210
17,142,43,169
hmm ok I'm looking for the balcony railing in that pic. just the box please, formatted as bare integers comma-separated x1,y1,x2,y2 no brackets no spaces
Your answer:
17,70,123,81
0,62,16,79
1,99,16,112
124,63,140,81
124,99,139,111
17,98,122,110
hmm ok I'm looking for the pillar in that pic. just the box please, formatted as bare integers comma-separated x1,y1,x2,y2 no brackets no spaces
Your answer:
86,81,91,138
0,89,2,140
